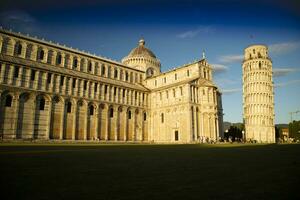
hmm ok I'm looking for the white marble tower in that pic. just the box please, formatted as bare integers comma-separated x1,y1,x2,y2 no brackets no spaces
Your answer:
242,44,275,143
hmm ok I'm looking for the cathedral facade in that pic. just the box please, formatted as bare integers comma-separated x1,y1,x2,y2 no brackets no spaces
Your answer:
0,28,223,143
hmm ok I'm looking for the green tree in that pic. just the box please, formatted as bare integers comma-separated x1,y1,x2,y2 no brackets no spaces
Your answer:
288,120,300,140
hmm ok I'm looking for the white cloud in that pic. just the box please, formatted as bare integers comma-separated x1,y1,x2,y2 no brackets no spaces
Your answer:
221,88,242,95
273,68,300,77
269,41,300,55
274,79,300,88
0,10,38,33
211,64,228,74
218,54,243,64
177,26,214,39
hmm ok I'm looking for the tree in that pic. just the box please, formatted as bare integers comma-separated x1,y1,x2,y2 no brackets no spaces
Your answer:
224,125,243,141
289,120,300,140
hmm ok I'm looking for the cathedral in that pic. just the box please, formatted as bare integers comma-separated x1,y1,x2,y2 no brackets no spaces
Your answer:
0,28,223,143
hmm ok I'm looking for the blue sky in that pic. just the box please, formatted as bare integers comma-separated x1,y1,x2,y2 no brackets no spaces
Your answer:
1,0,300,123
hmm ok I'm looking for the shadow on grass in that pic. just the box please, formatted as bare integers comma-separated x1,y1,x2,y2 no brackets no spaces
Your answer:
0,143,299,200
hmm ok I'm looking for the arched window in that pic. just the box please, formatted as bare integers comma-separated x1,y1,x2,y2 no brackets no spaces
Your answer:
39,49,44,60
5,95,12,107
102,65,106,75
110,108,114,118
88,62,92,71
67,102,72,113
39,98,45,110
259,62,261,69
187,70,190,76
89,105,94,115
128,110,131,119
175,73,177,80
57,54,62,64
144,112,147,121
107,66,111,78
17,43,22,55
125,72,129,81
161,113,164,123
73,58,78,68
114,69,118,78
258,52,262,58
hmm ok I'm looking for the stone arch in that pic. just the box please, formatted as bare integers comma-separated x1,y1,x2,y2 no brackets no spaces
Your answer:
142,110,148,141
126,107,134,141
118,106,126,141
14,41,22,56
34,93,51,139
98,103,108,140
62,98,76,140
47,49,54,64
107,105,115,140
80,58,85,72
0,91,18,139
50,95,64,139
87,102,98,140
75,99,87,140
16,92,35,139
37,46,45,61
134,108,141,141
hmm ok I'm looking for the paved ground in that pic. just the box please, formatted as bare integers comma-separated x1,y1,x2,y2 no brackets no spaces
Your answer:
0,143,299,199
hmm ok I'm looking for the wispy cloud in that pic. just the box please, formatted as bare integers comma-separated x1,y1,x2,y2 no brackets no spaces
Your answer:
273,68,300,77
218,54,243,64
269,41,300,55
211,64,228,74
274,79,300,88
176,26,214,39
221,88,242,95
0,10,38,33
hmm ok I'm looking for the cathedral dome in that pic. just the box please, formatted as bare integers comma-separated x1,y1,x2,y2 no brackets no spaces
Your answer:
122,38,161,77
127,39,157,59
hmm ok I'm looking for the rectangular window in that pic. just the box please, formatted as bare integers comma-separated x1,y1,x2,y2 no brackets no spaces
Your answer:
161,113,164,123
95,83,98,92
104,85,108,94
123,89,126,97
187,70,190,76
84,81,87,90
31,70,36,81
114,87,117,96
88,62,92,71
14,66,19,78
73,78,76,88
101,65,105,75
175,131,179,141
60,76,64,86
47,73,52,84
175,73,177,80
173,89,176,97
180,87,183,95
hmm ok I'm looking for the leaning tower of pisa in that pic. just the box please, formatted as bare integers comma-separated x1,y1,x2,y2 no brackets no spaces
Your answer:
242,45,275,143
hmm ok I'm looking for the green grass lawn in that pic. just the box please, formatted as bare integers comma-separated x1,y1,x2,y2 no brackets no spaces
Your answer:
0,143,299,200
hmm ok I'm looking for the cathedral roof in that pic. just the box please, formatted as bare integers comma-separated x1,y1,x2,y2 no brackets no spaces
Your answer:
127,39,157,59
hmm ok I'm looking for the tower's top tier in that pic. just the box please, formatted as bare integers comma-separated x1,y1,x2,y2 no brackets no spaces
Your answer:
244,44,269,61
